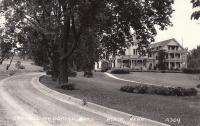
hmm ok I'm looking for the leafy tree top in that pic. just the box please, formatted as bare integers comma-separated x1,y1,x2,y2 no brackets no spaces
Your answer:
191,0,200,20
1,0,174,56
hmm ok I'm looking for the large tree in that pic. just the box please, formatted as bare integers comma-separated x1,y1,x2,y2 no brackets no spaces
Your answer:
0,38,13,64
191,0,200,20
1,0,174,84
187,46,200,69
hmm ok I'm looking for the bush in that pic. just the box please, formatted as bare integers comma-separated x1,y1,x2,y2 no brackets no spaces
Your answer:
61,83,75,90
120,85,134,93
182,68,200,74
154,87,173,96
19,65,25,69
68,69,77,77
136,85,148,94
84,71,93,78
9,70,16,76
197,84,200,88
160,70,166,73
111,68,130,74
120,85,148,94
120,85,198,96
15,61,25,69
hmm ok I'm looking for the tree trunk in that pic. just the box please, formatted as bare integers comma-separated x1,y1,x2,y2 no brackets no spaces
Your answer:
84,62,93,78
0,60,3,65
84,70,93,78
0,56,6,65
59,58,69,84
6,53,14,70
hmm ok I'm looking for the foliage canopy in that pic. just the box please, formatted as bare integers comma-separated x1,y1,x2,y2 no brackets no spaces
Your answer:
0,0,174,83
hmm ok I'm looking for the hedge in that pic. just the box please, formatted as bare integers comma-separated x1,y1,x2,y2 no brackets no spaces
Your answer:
61,83,75,90
120,85,198,96
111,68,130,74
182,68,200,74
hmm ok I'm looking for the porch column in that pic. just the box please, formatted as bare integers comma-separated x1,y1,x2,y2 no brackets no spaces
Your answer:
130,60,133,69
174,62,177,69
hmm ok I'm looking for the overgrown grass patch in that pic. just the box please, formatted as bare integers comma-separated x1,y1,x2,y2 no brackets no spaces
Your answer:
120,84,198,96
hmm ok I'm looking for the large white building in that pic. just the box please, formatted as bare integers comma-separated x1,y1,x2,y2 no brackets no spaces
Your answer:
95,38,188,71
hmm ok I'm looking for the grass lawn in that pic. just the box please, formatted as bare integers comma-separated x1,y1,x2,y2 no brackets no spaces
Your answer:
113,72,200,88
40,72,200,126
0,60,43,75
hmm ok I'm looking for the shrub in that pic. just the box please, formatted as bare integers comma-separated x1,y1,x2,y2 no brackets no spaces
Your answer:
68,70,77,77
111,68,130,74
61,83,75,90
160,70,166,73
120,85,198,96
15,61,21,69
120,85,148,94
137,85,148,94
197,84,200,88
46,70,53,75
172,87,185,96
9,70,16,76
154,87,173,96
186,88,198,96
84,71,93,78
19,65,25,69
182,68,200,74
14,61,25,69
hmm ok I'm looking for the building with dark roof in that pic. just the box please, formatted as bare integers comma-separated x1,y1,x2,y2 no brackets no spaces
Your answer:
95,38,188,71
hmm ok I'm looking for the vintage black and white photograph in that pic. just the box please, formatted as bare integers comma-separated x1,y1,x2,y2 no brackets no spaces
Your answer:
0,0,199,126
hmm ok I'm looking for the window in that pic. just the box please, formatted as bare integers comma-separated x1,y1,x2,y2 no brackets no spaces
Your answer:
148,53,152,57
171,46,176,50
168,46,170,50
133,49,137,55
170,53,174,59
176,46,179,50
175,53,180,59
166,54,168,59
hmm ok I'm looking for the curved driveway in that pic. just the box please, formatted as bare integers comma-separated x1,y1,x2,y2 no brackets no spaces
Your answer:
0,73,125,126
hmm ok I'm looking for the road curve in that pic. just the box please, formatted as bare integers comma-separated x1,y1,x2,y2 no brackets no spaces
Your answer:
0,72,170,126
0,73,126,126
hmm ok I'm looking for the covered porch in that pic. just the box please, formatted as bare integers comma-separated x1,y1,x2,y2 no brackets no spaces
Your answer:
116,57,148,70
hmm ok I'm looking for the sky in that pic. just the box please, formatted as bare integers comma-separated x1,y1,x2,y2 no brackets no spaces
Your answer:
155,0,200,50
0,0,199,50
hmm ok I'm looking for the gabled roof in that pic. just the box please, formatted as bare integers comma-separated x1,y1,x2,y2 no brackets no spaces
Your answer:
150,38,184,49
150,38,175,48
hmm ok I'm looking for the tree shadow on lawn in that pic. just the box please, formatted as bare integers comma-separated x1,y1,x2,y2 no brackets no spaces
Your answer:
40,75,200,126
